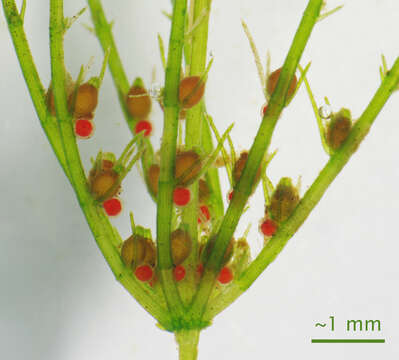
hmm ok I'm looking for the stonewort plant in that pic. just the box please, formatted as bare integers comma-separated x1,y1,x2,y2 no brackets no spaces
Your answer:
2,0,399,359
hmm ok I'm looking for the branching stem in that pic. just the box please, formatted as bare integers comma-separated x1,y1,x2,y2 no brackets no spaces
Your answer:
4,0,398,358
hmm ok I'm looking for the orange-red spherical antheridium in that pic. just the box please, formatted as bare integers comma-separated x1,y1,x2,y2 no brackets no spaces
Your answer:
178,76,205,109
198,205,211,224
74,117,94,139
103,197,122,217
266,68,297,101
126,86,152,119
218,267,233,284
175,150,202,186
173,187,191,207
134,120,152,137
135,265,153,282
173,265,186,282
260,218,278,237
232,151,262,186
170,229,192,266
147,164,160,197
71,82,99,118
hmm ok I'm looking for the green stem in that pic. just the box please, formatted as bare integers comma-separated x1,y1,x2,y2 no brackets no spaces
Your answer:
189,0,323,320
204,56,399,321
48,0,172,330
175,329,200,360
157,0,188,320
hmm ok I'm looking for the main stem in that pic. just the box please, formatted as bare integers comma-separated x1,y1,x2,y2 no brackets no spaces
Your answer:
175,330,200,360
179,0,212,305
157,0,188,321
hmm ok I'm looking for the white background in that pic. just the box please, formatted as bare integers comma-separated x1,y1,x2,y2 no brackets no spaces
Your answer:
1,0,399,359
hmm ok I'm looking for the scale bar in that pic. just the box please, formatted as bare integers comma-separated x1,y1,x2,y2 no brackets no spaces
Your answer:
312,339,385,344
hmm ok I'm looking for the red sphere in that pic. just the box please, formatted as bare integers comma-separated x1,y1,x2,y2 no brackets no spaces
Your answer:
103,197,122,217
135,120,152,137
173,265,186,282
135,265,153,282
218,267,233,284
173,187,191,207
75,118,94,139
260,218,278,237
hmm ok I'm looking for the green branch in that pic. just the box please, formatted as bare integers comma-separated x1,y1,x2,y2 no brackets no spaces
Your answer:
204,56,399,321
189,0,324,321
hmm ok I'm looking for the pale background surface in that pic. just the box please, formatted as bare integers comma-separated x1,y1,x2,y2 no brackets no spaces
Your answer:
1,0,399,359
